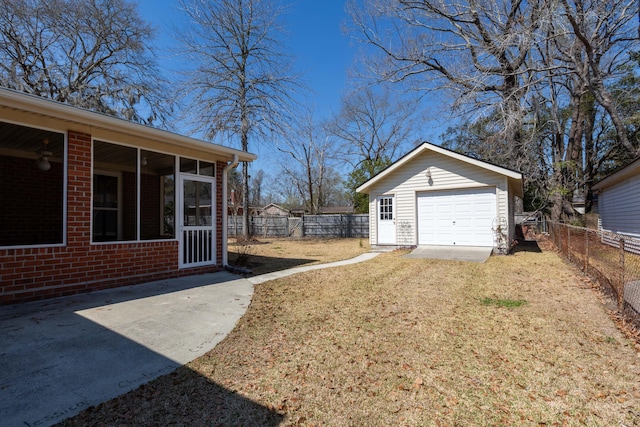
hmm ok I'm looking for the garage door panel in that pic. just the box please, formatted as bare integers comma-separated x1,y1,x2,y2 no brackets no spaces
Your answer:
455,202,472,214
455,217,472,228
436,218,451,226
474,203,494,216
418,188,496,247
436,204,453,215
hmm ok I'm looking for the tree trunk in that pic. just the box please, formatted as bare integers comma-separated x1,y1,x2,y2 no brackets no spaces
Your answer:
241,101,250,240
551,132,566,222
242,161,250,239
582,93,596,213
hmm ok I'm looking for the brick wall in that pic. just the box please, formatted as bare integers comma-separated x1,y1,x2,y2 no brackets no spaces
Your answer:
0,130,223,305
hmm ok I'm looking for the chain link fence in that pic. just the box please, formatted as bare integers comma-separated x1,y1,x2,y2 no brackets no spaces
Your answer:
546,221,640,328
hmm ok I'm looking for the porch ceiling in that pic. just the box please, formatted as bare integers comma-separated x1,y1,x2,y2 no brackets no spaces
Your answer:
0,121,64,160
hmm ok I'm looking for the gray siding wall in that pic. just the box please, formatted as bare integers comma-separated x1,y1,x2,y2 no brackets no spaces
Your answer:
600,176,640,239
367,150,512,247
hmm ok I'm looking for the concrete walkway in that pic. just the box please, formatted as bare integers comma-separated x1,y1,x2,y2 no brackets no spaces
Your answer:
0,252,379,427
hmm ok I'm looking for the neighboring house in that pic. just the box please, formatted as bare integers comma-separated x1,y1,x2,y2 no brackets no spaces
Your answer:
0,88,256,304
592,157,640,239
357,142,523,251
227,204,261,217
227,189,261,216
262,203,290,216
289,208,307,217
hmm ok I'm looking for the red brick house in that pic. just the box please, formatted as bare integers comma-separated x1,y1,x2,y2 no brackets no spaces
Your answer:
0,88,256,304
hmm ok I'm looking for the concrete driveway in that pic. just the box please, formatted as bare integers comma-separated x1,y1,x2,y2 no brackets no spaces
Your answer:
0,252,379,427
404,245,493,263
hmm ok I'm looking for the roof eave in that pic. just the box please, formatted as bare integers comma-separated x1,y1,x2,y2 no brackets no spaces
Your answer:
0,87,256,163
592,157,640,192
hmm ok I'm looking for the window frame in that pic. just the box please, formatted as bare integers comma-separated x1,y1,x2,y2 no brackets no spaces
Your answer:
379,196,394,221
92,170,123,242
91,139,219,245
0,120,67,249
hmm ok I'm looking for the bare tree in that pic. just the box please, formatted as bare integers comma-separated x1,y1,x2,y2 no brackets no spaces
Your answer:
558,0,639,158
0,0,169,124
527,0,639,220
347,0,543,164
350,0,640,221
250,169,266,206
326,86,421,167
278,110,335,214
175,0,301,239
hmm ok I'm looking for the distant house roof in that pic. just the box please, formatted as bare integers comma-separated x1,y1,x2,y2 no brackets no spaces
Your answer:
357,141,523,198
289,208,308,216
318,206,354,214
262,203,290,216
592,157,640,192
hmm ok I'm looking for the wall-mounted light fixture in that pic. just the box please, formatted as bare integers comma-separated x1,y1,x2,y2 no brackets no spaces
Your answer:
36,138,52,171
425,167,432,180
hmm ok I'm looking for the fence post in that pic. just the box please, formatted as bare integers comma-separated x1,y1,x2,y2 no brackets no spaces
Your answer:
619,238,625,311
584,228,589,273
567,225,571,261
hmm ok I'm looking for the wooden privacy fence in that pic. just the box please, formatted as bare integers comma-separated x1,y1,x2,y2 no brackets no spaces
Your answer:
228,214,369,238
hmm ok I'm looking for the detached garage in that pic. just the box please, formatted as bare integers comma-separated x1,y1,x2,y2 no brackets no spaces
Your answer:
357,142,523,252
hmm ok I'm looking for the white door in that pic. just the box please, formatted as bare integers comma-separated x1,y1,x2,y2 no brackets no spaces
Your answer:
377,196,396,244
418,187,496,246
179,174,215,268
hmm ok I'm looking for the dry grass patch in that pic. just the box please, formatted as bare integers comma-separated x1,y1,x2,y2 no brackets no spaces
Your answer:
228,237,370,275
62,243,640,426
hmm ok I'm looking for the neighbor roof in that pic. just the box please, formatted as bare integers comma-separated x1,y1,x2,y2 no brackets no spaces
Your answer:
592,157,640,192
356,141,523,197
0,87,256,163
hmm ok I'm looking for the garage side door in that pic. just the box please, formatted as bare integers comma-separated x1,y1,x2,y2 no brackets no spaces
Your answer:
418,187,496,246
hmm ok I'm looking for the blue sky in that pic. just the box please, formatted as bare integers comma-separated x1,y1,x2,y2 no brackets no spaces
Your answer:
135,0,447,178
137,0,355,122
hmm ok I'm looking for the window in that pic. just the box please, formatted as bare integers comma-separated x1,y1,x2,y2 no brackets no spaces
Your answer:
93,173,120,242
92,142,177,242
93,141,137,241
180,157,216,177
379,196,393,221
141,150,175,240
0,122,65,246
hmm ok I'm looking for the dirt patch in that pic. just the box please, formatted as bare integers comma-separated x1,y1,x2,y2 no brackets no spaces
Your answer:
60,241,640,426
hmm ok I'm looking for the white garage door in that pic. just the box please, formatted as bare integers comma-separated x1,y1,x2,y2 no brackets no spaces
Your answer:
418,187,496,246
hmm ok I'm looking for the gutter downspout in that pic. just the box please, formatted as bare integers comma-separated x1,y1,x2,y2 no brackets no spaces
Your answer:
222,154,239,267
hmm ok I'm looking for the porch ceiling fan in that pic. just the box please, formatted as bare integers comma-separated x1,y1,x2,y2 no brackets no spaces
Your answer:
36,138,53,171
